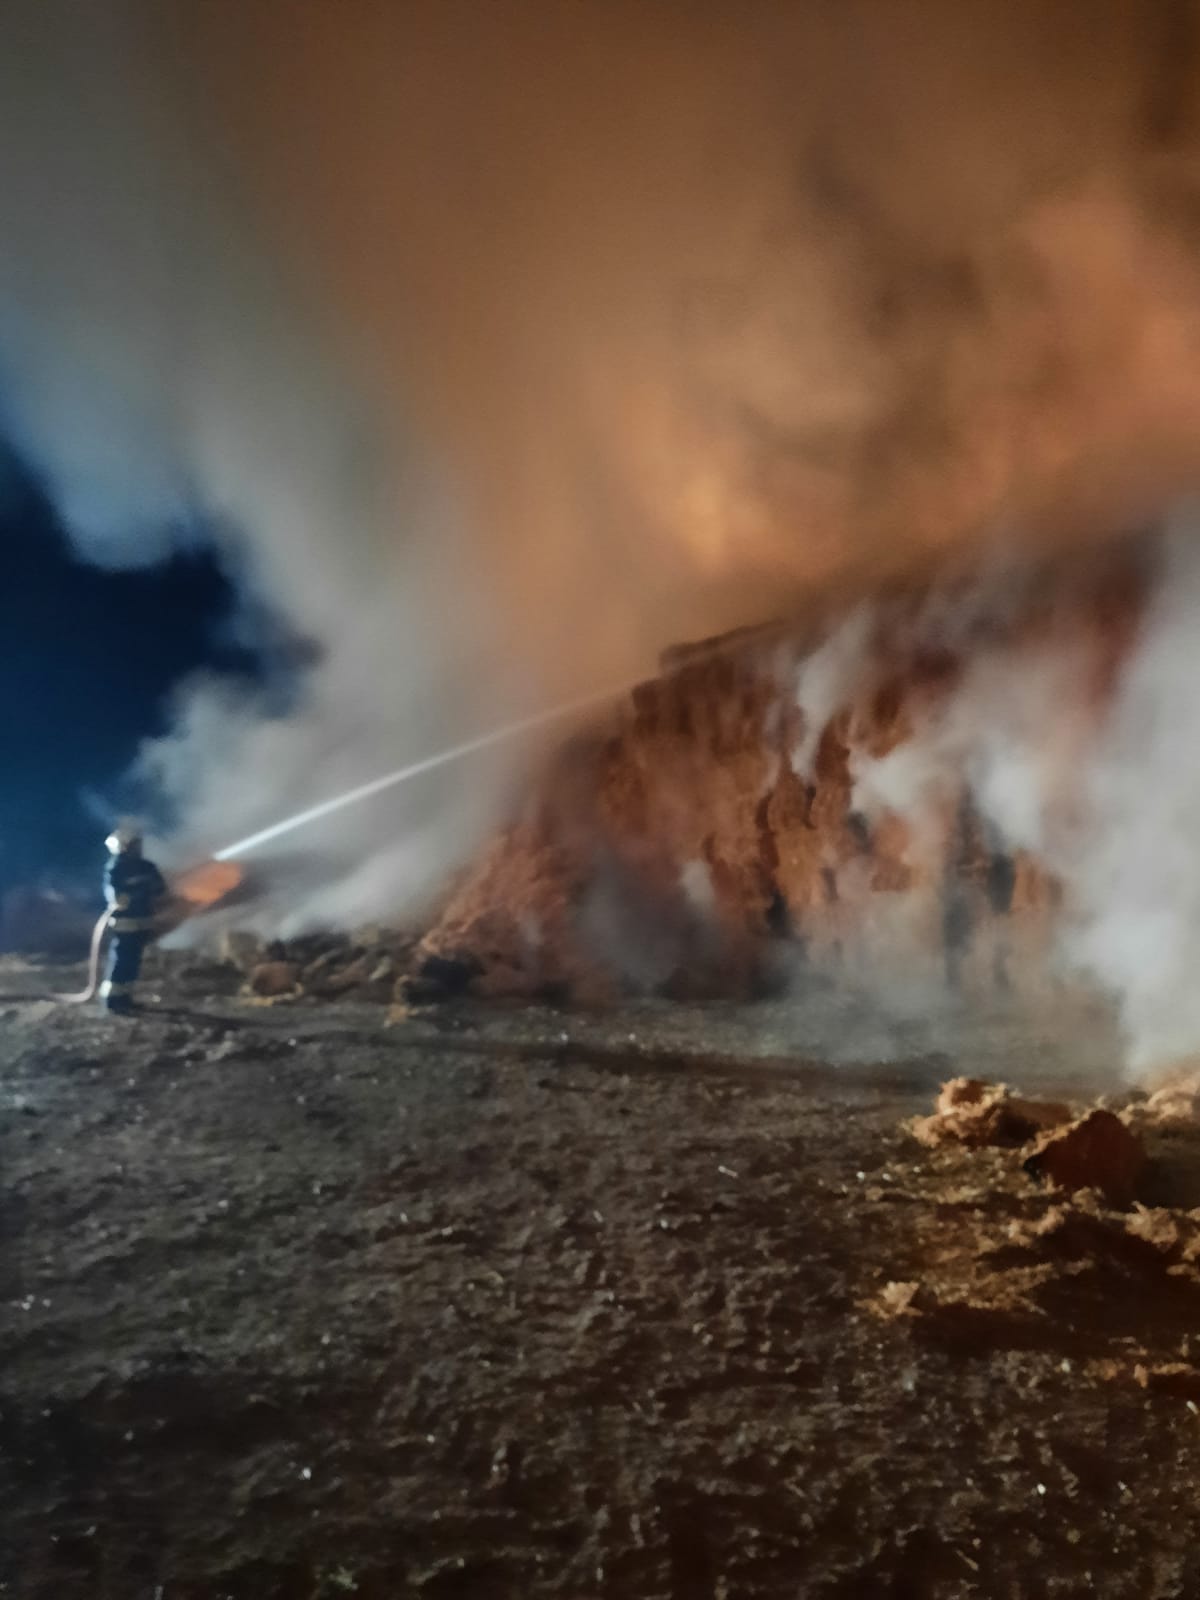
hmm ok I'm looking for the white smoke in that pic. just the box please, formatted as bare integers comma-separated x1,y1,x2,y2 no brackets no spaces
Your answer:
844,519,1200,1074
0,0,519,926
790,606,873,779
10,0,1200,948
1066,518,1200,1071
851,629,1092,859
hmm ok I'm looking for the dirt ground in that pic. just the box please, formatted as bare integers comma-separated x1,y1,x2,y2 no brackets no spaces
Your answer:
4,953,1200,1599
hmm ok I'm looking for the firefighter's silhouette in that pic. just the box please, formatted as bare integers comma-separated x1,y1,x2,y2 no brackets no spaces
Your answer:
101,826,166,1014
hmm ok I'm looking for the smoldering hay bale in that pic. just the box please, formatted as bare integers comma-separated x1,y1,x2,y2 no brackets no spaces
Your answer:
414,538,1147,1005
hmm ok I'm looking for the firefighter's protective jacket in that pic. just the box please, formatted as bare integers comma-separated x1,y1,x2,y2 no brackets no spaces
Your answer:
104,854,167,934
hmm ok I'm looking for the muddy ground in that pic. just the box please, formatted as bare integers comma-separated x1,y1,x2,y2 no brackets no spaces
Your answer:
3,953,1200,1599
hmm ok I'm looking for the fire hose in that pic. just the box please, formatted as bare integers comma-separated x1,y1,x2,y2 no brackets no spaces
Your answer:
53,862,242,1006
54,908,114,1004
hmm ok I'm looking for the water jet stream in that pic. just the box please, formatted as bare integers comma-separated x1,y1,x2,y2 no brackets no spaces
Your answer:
212,681,636,862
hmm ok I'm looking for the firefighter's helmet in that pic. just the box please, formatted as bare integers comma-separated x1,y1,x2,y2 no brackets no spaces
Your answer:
105,822,143,856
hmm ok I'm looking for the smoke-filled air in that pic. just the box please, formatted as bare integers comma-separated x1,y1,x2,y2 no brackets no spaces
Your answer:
18,15,1200,1584
8,1,1200,1064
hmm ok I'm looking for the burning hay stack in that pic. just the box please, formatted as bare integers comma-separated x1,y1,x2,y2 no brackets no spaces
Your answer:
409,538,1148,1007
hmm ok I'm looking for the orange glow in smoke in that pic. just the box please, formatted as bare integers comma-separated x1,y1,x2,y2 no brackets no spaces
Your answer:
173,860,244,910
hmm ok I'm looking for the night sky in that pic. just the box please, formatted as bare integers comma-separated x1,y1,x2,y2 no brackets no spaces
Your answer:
0,442,261,900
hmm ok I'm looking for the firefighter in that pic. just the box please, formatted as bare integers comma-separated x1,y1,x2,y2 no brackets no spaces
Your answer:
100,825,167,1014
